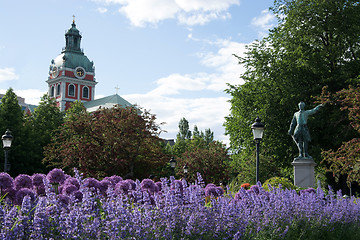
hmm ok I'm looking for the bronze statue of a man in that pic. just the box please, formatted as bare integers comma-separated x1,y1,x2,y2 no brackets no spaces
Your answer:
288,102,323,159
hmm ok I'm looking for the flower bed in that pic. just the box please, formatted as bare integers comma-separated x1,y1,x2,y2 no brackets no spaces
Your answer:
0,169,359,239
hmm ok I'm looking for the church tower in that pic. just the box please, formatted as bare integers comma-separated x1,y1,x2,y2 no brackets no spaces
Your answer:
46,19,97,111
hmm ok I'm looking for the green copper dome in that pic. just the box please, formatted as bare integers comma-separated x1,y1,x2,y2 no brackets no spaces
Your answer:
50,20,94,73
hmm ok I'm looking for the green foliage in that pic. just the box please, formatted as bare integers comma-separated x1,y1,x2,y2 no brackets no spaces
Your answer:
0,88,36,175
175,140,231,185
225,0,360,187
177,117,192,140
320,85,360,186
262,177,296,191
169,118,228,184
44,105,169,179
26,94,64,167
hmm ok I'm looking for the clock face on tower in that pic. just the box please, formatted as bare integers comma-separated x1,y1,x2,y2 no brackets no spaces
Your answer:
51,66,59,78
75,67,85,79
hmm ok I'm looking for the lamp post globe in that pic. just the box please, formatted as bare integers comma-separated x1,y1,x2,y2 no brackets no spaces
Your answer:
2,129,13,173
251,117,264,183
183,163,189,180
169,157,176,176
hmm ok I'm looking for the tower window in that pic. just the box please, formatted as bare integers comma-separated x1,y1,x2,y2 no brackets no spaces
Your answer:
57,84,61,96
69,84,75,97
83,86,89,99
51,86,55,97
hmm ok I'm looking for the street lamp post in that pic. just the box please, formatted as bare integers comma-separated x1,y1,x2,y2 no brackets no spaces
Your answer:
183,163,188,181
251,117,264,183
2,129,13,173
169,157,176,176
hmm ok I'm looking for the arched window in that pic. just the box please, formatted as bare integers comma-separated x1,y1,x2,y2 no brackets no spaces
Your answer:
51,86,55,97
68,84,75,96
83,86,89,99
56,84,61,96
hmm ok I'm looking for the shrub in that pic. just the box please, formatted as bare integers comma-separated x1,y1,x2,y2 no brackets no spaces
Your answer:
263,177,296,191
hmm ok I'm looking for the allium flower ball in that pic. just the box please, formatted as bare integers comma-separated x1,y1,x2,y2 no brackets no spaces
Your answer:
63,177,80,189
141,179,156,193
15,188,35,205
124,179,136,190
155,181,162,192
62,184,78,196
72,190,83,202
107,175,123,185
99,179,111,195
206,183,217,189
115,180,131,194
58,194,70,205
300,188,316,195
47,168,66,184
14,174,33,190
83,178,100,189
32,173,45,187
35,185,46,195
205,186,221,197
0,172,14,190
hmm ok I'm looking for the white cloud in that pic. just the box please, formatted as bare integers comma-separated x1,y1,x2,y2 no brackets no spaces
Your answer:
122,38,250,144
251,9,276,38
118,0,179,27
0,68,19,82
15,89,47,105
97,7,108,13
124,93,231,144
93,0,240,27
0,89,46,106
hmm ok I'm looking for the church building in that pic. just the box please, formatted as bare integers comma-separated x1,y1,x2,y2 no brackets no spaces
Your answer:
46,19,131,111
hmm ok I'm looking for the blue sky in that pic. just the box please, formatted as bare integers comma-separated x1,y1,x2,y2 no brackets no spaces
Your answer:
0,0,276,143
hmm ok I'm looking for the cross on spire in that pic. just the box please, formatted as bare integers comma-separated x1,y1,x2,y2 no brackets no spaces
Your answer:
72,15,75,23
115,85,120,95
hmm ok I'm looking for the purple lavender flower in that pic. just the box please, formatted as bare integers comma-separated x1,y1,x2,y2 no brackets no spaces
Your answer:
141,179,156,193
0,172,13,190
14,174,33,190
14,188,35,205
250,185,260,194
124,179,136,190
47,168,66,184
31,173,46,187
171,180,183,195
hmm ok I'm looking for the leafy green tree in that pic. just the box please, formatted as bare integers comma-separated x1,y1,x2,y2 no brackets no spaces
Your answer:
25,94,64,172
44,106,169,179
225,0,360,183
177,117,192,140
0,88,35,175
175,140,231,185
170,119,228,184
320,85,360,187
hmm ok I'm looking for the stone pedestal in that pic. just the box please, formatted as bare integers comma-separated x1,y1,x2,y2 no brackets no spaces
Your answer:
291,158,317,188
